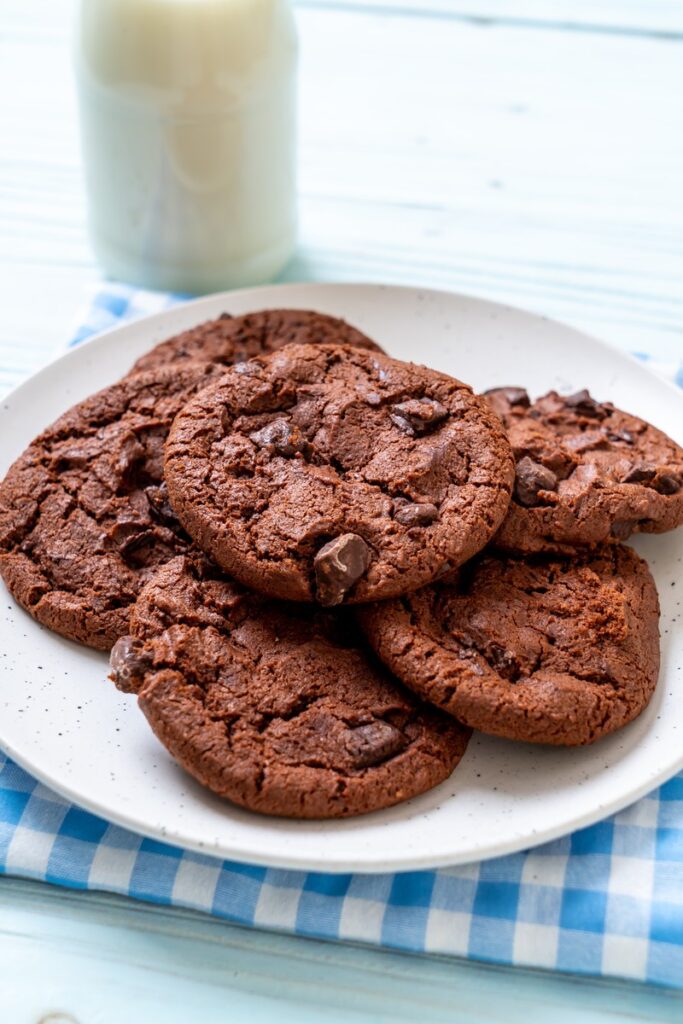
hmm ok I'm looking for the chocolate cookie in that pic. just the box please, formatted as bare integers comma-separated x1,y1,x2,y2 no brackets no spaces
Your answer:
129,308,382,375
110,557,470,818
485,387,683,553
357,544,660,746
0,362,223,650
164,344,515,605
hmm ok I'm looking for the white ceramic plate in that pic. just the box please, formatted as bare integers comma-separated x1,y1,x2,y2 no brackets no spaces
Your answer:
1,283,682,873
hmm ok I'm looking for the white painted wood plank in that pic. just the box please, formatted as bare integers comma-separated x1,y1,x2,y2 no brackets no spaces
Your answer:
2,877,683,1023
6,0,683,37
292,7,683,360
299,0,683,36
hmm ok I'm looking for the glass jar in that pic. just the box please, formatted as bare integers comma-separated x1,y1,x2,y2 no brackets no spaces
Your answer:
74,0,298,293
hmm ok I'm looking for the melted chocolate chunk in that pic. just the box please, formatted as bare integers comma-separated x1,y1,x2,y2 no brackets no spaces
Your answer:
118,532,168,566
389,398,448,436
107,520,149,552
563,389,606,420
115,433,146,483
564,431,609,454
314,533,371,606
621,463,656,484
250,419,310,458
487,643,521,681
394,501,439,526
484,387,530,408
53,443,91,470
656,473,682,495
607,429,635,445
109,635,152,693
145,482,178,525
345,721,408,768
107,518,183,567
514,457,558,507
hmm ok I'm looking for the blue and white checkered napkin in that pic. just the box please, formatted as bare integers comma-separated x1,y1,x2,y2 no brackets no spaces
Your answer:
2,282,683,988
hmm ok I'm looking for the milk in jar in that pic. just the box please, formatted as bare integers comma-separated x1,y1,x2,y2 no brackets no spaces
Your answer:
75,0,298,293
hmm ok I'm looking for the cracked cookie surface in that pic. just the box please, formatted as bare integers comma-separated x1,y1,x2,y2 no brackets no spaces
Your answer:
0,362,222,650
164,344,515,605
485,387,683,554
129,308,382,375
357,544,660,746
110,556,470,818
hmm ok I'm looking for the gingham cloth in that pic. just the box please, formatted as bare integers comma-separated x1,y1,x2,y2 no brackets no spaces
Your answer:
2,282,683,989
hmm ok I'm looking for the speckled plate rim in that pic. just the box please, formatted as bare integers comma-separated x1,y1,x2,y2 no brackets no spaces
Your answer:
1,281,682,873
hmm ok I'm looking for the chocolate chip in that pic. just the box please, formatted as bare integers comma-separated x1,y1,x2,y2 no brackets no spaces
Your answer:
564,431,609,454
314,533,371,606
487,644,521,682
53,444,91,469
346,721,407,768
394,501,438,526
389,398,448,436
119,532,158,564
656,473,682,495
116,432,146,478
563,389,606,420
483,387,530,408
621,463,656,484
563,389,591,407
108,520,181,566
607,430,634,445
514,457,558,507
250,419,310,458
537,448,578,480
219,312,233,320
108,520,149,551
109,636,152,693
145,482,177,525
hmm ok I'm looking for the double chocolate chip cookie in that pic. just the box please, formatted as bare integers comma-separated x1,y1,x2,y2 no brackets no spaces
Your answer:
485,387,683,553
110,557,470,818
358,544,660,746
0,362,222,650
129,308,382,375
164,344,515,605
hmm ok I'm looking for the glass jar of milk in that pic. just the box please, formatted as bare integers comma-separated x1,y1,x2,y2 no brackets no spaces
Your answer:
75,0,297,293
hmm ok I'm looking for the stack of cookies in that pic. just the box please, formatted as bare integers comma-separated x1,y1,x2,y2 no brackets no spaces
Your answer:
1,310,681,819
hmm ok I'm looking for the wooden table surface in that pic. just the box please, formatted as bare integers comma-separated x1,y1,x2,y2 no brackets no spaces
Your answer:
1,0,682,1019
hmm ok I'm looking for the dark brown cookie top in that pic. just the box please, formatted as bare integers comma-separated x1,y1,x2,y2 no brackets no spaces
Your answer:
129,309,382,375
0,362,223,650
357,544,660,747
110,557,469,819
485,387,683,553
164,344,515,605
